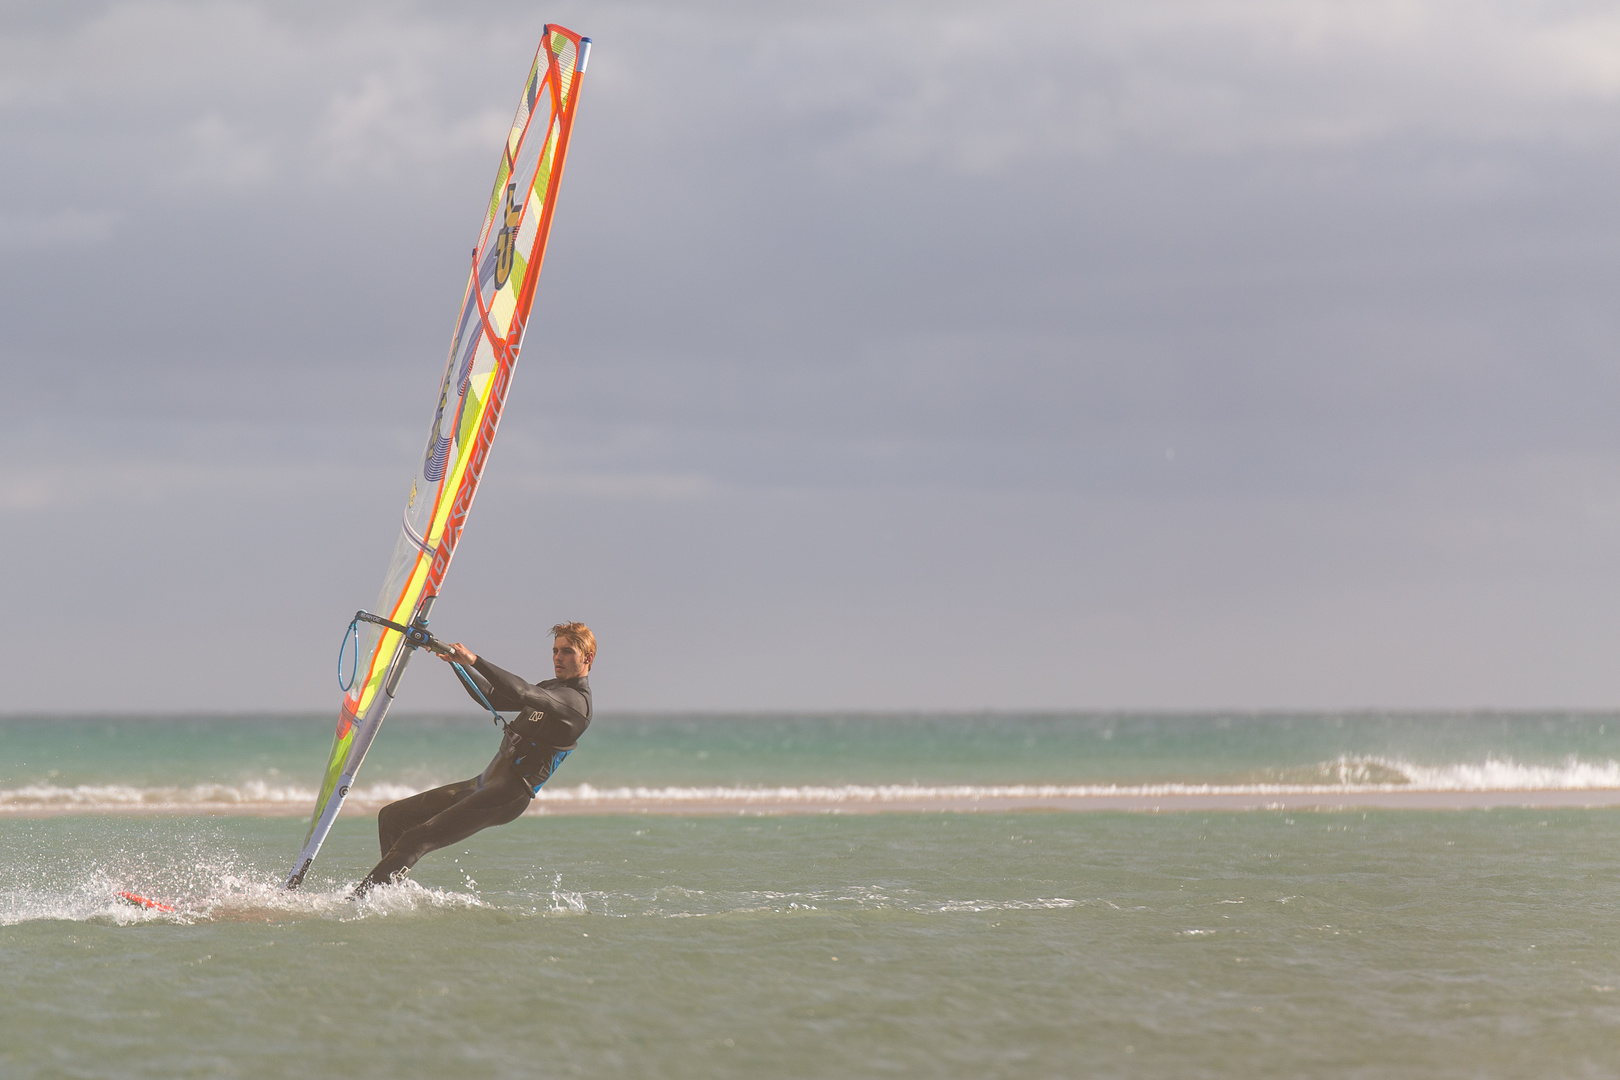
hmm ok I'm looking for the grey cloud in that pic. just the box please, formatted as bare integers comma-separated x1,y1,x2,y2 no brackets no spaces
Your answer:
4,0,1620,711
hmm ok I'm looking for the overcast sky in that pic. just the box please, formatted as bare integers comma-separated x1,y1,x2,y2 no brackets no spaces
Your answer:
5,0,1620,712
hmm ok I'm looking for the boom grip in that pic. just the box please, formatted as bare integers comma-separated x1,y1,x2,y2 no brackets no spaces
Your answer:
352,609,452,655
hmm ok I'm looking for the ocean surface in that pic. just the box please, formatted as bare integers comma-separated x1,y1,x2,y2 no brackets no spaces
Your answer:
4,711,1620,1078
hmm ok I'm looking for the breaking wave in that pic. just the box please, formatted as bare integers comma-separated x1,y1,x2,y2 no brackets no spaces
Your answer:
537,754,1620,805
5,756,1620,814
0,780,421,814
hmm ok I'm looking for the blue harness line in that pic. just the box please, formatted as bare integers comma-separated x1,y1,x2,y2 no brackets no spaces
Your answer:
450,661,506,729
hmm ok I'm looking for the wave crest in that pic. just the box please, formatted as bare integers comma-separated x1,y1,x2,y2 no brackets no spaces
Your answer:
4,756,1620,814
0,781,421,813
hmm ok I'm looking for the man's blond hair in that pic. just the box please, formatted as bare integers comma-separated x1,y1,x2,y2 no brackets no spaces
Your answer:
551,622,596,663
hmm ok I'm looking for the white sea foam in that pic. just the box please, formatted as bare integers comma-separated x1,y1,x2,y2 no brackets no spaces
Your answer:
4,756,1620,813
536,755,1620,804
0,874,486,926
0,780,422,813
1392,757,1620,790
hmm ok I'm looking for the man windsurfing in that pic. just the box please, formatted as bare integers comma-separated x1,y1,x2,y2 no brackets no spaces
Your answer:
354,621,594,894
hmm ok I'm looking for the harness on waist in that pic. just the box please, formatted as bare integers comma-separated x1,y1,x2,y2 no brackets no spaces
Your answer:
514,748,570,794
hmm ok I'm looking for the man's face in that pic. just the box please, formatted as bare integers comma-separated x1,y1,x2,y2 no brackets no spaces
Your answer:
553,639,590,679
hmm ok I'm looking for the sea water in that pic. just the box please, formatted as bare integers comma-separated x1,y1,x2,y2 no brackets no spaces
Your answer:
3,712,1620,1078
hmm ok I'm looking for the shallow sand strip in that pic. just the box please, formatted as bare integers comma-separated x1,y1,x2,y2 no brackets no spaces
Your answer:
8,787,1620,817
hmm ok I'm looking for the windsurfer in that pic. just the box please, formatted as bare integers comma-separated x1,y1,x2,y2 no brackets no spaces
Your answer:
353,621,594,894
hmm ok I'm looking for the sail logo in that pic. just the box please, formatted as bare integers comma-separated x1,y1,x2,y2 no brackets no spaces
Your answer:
493,182,525,289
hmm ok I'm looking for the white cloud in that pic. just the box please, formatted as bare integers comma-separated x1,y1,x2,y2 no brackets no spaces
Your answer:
701,0,1620,173
9,0,1620,194
0,1,540,193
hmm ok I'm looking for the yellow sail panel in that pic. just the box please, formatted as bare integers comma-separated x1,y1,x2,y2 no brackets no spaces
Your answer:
491,288,518,330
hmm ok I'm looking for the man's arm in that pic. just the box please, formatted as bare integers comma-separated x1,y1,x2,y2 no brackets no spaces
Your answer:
472,657,571,711
454,661,498,708
437,644,589,737
437,643,512,711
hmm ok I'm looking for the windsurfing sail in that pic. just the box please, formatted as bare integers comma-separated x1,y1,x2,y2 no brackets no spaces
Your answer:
286,26,591,888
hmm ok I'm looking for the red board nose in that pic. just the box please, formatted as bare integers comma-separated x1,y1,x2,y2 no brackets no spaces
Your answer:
116,891,176,913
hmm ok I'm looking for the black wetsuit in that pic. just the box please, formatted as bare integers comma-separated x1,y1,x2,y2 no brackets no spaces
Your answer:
360,657,591,890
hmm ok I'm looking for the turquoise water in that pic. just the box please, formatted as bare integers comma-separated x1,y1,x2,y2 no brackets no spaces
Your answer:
4,713,1620,1077
8,711,1620,799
